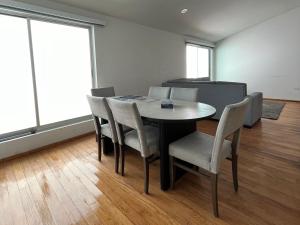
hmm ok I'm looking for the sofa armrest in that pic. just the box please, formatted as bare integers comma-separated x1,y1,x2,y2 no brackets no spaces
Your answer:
244,92,263,127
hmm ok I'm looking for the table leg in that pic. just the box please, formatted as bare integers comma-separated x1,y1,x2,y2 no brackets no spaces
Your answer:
100,118,114,155
159,122,169,191
102,137,114,155
159,121,196,190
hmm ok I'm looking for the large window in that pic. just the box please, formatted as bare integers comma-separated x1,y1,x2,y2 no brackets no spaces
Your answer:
0,15,36,135
31,20,92,125
0,13,94,141
186,44,211,79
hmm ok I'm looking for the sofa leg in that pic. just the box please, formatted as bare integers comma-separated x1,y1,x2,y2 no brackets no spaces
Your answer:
244,118,262,129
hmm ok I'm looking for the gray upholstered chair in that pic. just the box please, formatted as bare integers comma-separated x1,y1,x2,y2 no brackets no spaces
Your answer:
148,86,171,99
170,87,199,102
91,86,115,97
108,98,159,193
169,98,249,217
90,87,116,143
86,95,119,173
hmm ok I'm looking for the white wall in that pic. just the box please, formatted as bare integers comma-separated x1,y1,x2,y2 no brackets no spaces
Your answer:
0,0,185,159
215,7,300,101
95,17,185,96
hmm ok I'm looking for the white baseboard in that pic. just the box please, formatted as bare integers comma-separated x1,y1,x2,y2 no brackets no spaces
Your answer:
0,120,94,160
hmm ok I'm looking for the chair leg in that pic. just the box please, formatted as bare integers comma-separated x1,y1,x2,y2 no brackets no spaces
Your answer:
169,156,175,189
97,135,102,161
120,145,125,176
113,143,119,173
211,174,219,217
143,157,149,194
232,154,238,192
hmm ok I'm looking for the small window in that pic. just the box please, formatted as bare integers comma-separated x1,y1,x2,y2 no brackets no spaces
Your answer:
186,44,211,79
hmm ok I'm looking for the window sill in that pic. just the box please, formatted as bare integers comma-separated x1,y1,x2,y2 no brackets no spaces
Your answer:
0,119,94,160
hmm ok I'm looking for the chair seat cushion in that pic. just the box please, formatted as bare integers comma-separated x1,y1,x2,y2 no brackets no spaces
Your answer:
124,126,159,157
101,124,132,139
101,124,112,138
169,132,232,171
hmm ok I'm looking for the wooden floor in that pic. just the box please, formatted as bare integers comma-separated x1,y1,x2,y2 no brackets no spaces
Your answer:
0,101,299,225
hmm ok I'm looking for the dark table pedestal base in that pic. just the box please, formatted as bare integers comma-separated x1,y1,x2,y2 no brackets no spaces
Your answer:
159,121,196,190
102,137,114,155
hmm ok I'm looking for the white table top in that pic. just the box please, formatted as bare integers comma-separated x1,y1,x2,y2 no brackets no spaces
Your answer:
118,97,216,121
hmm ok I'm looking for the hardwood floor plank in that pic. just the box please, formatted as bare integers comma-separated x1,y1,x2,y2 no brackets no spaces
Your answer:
19,155,76,225
3,161,28,225
38,150,104,225
11,160,46,225
0,162,17,225
26,153,89,225
54,147,135,225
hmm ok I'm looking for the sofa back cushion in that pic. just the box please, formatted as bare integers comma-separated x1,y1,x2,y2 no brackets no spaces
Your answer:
162,80,247,119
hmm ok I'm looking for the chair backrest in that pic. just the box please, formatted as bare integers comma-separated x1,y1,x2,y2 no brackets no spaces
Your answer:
170,87,199,102
86,95,118,143
108,98,149,157
148,86,171,99
210,98,250,173
91,87,115,97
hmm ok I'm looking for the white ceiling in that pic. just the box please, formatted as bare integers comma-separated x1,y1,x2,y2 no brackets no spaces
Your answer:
20,0,300,42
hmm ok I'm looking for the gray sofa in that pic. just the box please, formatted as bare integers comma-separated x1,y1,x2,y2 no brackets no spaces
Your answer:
162,79,262,127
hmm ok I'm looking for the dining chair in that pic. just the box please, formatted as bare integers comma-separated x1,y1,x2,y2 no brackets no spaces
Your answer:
169,98,249,217
170,87,199,102
108,98,159,194
86,95,120,173
91,86,115,97
90,87,116,143
148,86,171,99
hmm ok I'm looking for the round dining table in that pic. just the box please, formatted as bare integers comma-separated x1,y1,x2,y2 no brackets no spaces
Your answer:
136,99,216,122
104,97,216,190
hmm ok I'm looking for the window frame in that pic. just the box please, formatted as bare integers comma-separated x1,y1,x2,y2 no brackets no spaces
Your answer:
185,42,213,80
0,8,97,142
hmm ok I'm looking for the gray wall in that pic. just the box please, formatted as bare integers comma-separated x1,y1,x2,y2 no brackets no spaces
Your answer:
215,7,300,100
